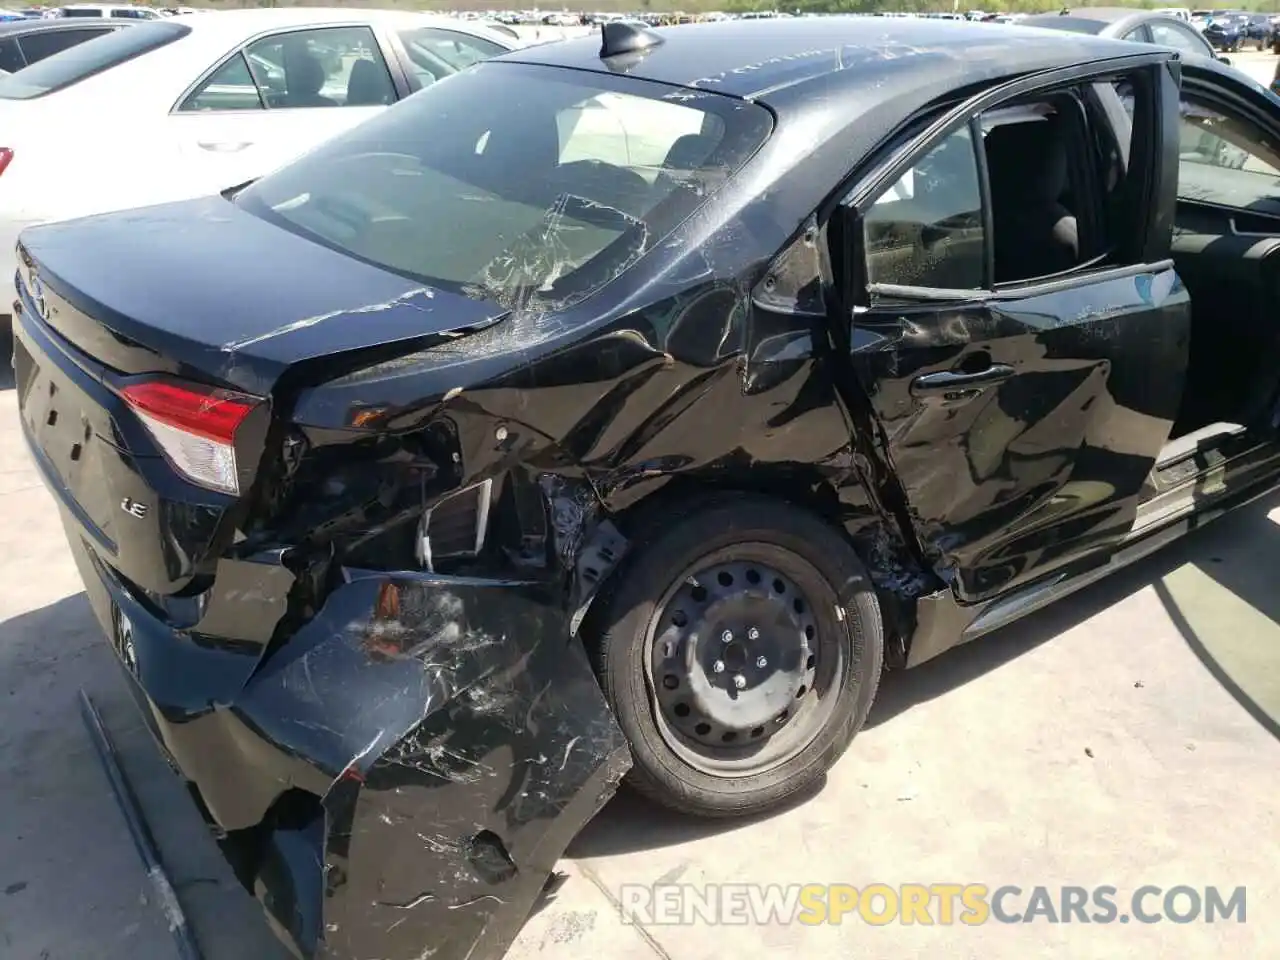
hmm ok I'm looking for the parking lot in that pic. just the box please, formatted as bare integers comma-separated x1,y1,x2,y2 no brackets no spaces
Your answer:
1,40,1279,960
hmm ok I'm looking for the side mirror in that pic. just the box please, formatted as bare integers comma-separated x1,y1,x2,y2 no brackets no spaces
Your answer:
1218,55,1233,65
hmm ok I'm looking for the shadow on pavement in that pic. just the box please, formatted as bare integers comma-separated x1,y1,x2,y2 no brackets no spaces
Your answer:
1150,492,1280,742
0,592,289,960
577,489,1280,857
870,489,1280,734
567,772,825,859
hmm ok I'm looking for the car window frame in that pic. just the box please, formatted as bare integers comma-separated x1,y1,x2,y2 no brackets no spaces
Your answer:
834,52,1175,306
170,21,406,115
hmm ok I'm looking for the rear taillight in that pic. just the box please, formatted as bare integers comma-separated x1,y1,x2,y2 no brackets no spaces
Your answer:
0,149,11,177
121,381,261,496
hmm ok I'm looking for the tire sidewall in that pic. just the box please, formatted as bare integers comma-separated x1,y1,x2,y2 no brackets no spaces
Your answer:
596,497,883,815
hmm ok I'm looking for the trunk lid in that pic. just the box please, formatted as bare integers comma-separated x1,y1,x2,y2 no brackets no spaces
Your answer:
14,196,508,597
16,196,509,396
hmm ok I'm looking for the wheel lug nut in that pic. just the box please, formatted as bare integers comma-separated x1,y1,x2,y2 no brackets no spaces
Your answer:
712,660,725,673
747,627,760,640
721,630,733,643
756,656,768,668
733,674,747,690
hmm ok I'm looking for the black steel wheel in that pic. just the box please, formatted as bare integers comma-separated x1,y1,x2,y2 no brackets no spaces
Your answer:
589,494,883,818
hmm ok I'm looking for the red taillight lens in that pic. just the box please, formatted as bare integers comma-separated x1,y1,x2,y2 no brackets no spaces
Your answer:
0,149,12,177
121,381,261,495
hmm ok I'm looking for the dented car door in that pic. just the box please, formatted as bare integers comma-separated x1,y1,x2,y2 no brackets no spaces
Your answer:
835,57,1192,603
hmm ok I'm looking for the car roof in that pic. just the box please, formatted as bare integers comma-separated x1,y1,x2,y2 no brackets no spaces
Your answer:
508,17,1153,101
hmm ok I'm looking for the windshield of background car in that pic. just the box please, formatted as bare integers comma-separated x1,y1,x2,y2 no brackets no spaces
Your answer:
235,62,773,310
0,19,186,98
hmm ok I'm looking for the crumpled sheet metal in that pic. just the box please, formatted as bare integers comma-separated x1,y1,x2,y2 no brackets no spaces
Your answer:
98,548,631,960
237,571,633,960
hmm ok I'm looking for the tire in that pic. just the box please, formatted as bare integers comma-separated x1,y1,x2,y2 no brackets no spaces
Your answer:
589,493,883,818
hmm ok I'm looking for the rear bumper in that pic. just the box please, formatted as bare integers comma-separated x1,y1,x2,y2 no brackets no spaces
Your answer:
54,517,630,960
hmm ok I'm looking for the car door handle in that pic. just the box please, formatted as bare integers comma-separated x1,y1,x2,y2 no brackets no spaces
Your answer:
196,141,253,153
910,364,1014,397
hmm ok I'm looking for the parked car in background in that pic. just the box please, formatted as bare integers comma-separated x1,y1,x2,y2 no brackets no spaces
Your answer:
1202,11,1247,51
16,15,1280,960
1023,7,1221,61
53,3,162,18
0,8,519,336
0,15,130,72
1242,12,1274,49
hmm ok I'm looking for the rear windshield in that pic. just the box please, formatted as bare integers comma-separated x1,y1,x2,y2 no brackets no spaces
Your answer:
0,19,186,99
236,62,772,310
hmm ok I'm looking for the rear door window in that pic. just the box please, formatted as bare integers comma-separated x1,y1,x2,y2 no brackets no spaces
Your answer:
242,26,395,109
179,51,262,112
863,126,985,290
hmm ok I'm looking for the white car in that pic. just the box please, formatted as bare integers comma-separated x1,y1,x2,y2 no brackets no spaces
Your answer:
0,8,519,325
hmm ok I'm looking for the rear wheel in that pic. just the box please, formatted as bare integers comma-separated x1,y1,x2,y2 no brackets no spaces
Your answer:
589,495,883,818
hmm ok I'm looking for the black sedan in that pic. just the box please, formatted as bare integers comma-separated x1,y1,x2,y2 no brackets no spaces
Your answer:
15,15,1280,960
1203,12,1249,51
1023,7,1222,60
0,16,130,73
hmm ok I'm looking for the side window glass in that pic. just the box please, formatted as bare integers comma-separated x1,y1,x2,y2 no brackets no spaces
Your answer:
178,52,263,112
0,38,24,74
1150,22,1207,54
397,27,506,88
245,26,394,109
19,29,103,63
1177,95,1280,205
863,126,984,291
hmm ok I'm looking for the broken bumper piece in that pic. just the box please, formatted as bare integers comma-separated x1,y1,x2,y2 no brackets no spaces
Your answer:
68,536,631,960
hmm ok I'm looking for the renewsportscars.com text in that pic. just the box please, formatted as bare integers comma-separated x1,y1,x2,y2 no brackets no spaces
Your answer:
618,883,1247,926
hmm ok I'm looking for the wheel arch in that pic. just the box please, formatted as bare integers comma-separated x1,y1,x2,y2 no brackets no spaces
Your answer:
574,470,937,668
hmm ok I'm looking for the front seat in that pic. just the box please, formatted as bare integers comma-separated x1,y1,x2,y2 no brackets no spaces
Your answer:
984,118,1078,282
346,58,394,106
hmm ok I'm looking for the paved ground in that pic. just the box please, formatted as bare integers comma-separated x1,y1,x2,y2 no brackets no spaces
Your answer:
2,47,1280,960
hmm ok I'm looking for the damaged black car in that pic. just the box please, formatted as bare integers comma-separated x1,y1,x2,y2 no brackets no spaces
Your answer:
15,14,1280,960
